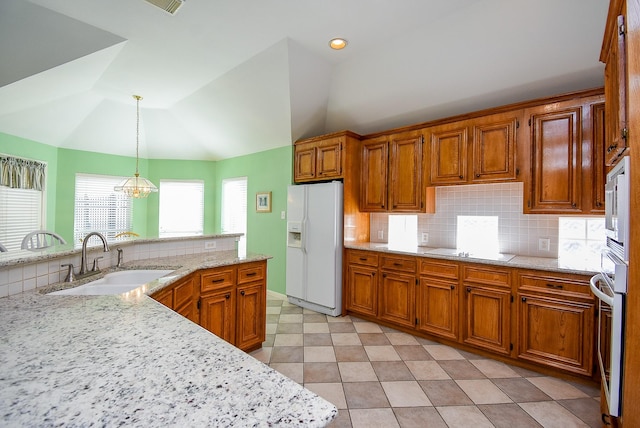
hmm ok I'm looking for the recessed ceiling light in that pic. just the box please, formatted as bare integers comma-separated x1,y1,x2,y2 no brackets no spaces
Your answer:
329,38,348,50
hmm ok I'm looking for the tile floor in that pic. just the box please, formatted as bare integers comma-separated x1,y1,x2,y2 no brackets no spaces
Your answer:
250,292,601,428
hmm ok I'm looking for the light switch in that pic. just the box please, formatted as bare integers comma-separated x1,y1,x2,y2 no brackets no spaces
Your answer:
538,238,550,252
281,211,286,220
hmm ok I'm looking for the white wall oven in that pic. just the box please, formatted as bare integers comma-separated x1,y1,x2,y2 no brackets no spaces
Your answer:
591,156,630,418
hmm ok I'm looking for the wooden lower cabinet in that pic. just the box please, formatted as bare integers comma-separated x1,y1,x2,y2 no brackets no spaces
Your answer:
346,264,378,317
417,276,458,341
236,282,265,351
151,274,197,323
462,285,512,355
200,288,235,343
379,271,415,329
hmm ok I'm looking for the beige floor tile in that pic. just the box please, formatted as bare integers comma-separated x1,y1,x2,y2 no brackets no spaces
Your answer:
385,332,420,346
393,407,447,428
270,362,303,384
492,378,551,402
470,358,520,378
280,305,303,314
381,381,432,407
304,333,333,346
327,410,352,428
365,345,401,361
305,346,337,363
405,361,450,381
436,405,495,428
276,322,303,334
558,398,602,427
519,401,590,428
424,344,465,360
419,380,474,406
438,360,486,380
279,313,304,323
304,362,341,383
304,322,330,333
353,321,383,333
273,333,304,346
393,345,433,361
305,313,328,323
339,361,378,382
304,382,348,409
349,408,399,428
331,333,363,346
329,322,357,333
371,361,415,381
477,403,542,428
266,314,280,324
526,376,590,400
358,333,391,345
249,347,271,364
266,306,281,314
334,346,369,362
327,315,353,323
265,323,277,335
343,382,390,409
270,346,304,363
456,379,513,404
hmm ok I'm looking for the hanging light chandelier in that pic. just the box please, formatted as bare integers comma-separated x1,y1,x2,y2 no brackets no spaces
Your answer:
114,95,158,198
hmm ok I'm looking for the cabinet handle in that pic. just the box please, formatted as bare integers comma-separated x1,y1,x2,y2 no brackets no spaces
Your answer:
393,262,402,267
225,293,230,299
246,272,257,277
212,278,224,283
602,413,611,426
240,290,245,296
546,283,563,290
466,287,471,293
359,257,368,261
522,297,527,302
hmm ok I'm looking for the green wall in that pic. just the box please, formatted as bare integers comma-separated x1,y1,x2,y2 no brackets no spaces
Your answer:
0,132,292,294
214,146,292,294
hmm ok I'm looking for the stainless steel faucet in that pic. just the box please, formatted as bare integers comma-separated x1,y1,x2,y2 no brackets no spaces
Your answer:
79,232,110,275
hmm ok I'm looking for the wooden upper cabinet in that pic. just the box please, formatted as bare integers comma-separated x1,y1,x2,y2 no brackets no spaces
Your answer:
360,136,389,211
428,111,520,185
293,132,357,183
601,11,628,166
429,121,468,185
360,130,423,212
590,103,606,213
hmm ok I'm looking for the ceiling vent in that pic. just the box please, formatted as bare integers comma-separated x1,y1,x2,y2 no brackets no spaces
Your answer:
143,0,185,15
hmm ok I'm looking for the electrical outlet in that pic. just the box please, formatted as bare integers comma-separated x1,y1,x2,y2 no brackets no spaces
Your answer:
377,230,384,240
538,238,550,252
281,211,286,220
421,232,429,243
204,241,216,250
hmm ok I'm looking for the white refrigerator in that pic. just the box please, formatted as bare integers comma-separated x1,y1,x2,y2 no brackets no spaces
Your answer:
286,181,343,317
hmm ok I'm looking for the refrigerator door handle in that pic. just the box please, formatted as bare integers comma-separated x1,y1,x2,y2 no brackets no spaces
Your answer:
300,218,308,253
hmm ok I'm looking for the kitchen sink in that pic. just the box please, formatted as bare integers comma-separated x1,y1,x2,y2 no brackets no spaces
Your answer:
425,248,516,262
48,270,175,296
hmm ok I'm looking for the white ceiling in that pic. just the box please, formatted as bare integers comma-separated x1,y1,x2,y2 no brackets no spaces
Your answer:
0,0,608,161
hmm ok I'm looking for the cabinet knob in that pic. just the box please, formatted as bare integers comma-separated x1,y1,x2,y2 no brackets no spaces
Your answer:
476,174,480,178
383,273,387,278
459,175,464,179
466,287,471,293
450,285,455,290
225,293,230,299
240,290,245,296
521,297,527,302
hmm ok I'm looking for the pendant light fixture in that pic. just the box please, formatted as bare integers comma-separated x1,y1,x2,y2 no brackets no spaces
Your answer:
114,95,158,198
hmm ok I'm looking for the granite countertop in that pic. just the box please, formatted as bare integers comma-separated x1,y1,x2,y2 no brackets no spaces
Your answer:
0,252,337,427
345,242,599,276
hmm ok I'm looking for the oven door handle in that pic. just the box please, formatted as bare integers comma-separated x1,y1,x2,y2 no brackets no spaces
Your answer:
590,273,614,306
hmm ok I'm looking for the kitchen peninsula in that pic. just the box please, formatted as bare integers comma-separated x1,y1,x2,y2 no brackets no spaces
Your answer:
0,245,337,426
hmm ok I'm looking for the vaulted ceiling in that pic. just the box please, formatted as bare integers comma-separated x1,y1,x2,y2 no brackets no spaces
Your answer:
0,0,608,161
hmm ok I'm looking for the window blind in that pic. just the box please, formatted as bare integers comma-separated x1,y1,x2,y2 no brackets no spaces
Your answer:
0,186,43,251
74,174,132,247
159,180,204,238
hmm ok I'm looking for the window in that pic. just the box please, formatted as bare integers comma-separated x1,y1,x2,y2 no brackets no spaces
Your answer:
456,215,499,256
0,187,44,251
159,180,204,238
558,217,606,266
221,177,247,254
74,174,132,247
388,215,417,248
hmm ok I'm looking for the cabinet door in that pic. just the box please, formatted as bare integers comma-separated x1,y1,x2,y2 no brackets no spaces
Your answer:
603,14,628,166
471,113,518,182
526,105,582,213
294,144,316,182
462,285,511,355
378,271,415,328
518,293,594,376
151,287,173,308
236,282,266,351
590,103,606,213
346,264,378,317
316,138,342,179
389,133,423,211
417,277,458,341
429,122,468,185
360,137,388,211
176,301,199,324
200,289,235,344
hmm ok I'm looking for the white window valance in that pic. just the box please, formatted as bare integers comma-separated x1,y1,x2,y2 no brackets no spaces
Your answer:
0,155,46,191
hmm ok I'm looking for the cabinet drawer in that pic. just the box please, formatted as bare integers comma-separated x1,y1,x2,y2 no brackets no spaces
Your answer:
348,250,379,267
380,255,416,273
201,268,235,293
420,259,459,279
237,262,266,284
462,265,511,288
174,277,194,309
518,273,592,298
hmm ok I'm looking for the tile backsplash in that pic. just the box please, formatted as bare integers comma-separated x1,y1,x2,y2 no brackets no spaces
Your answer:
371,182,604,258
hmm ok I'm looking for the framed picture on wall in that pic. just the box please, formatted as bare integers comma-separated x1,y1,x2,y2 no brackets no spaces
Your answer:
256,191,272,213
